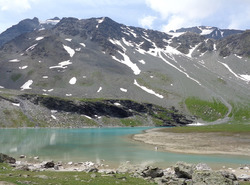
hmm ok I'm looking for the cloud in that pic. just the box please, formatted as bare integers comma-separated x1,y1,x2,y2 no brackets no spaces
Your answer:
145,0,221,32
227,1,250,30
0,0,37,12
143,0,250,31
139,15,157,28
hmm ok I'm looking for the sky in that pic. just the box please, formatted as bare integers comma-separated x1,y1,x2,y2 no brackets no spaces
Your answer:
0,0,250,34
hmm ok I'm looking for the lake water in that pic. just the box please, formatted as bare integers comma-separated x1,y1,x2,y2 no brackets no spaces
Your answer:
0,127,249,168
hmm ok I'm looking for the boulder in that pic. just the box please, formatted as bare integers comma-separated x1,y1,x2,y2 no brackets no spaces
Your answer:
195,163,212,171
192,170,239,185
0,153,16,164
141,166,164,178
87,167,98,173
238,174,250,181
44,161,55,168
174,162,194,179
219,171,237,181
19,155,26,159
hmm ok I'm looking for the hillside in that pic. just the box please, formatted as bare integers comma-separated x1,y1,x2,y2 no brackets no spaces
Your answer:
0,17,249,126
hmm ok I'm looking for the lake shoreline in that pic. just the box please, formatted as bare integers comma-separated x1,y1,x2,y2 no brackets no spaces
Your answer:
132,127,250,157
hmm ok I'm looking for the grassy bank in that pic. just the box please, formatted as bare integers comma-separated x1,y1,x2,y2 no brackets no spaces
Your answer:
0,163,153,185
185,97,228,122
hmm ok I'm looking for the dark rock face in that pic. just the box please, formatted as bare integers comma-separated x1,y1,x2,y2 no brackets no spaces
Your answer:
217,30,250,57
0,153,16,164
19,94,193,126
174,26,243,40
197,39,215,53
0,18,40,47
171,32,205,54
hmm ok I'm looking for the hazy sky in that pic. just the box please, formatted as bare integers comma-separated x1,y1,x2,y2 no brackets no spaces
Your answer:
0,0,250,33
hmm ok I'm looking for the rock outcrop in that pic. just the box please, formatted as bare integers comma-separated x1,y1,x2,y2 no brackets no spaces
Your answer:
0,153,16,164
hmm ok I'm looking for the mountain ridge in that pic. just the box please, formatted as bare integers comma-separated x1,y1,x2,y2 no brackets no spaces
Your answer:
0,16,249,126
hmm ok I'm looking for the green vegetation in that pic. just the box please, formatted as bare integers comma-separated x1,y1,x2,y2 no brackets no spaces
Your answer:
10,73,22,82
0,163,153,185
3,109,35,127
152,118,164,126
229,103,250,122
185,97,228,122
79,115,98,126
161,123,250,134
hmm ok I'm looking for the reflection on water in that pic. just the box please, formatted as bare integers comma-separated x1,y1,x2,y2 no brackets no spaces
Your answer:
0,128,249,168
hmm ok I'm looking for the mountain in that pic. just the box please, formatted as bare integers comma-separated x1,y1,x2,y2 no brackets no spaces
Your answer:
0,17,59,47
0,17,249,127
171,26,244,40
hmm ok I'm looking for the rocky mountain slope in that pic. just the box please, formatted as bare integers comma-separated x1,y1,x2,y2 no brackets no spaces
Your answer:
0,17,249,126
172,26,243,40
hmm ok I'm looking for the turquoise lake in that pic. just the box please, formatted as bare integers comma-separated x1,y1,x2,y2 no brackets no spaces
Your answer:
0,127,249,168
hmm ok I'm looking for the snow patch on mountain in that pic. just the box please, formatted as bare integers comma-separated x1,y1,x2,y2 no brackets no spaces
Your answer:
51,115,57,120
134,79,163,99
65,38,72,42
20,80,33,90
63,45,75,57
97,87,102,93
138,60,145,64
83,115,92,120
218,61,249,82
36,37,44,41
9,59,20,63
109,39,126,51
234,54,242,59
198,27,214,35
97,17,105,24
112,51,141,75
120,88,127,92
187,43,200,58
80,43,86,47
114,102,121,106
240,75,250,82
167,32,185,38
127,27,137,38
49,60,72,69
26,43,38,52
69,77,77,85
122,38,133,47
12,103,20,107
19,66,28,69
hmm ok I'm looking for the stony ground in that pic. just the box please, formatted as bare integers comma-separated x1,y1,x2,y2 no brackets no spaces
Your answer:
1,153,249,185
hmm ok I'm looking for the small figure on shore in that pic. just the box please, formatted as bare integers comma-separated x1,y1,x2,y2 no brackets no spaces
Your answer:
155,146,158,151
